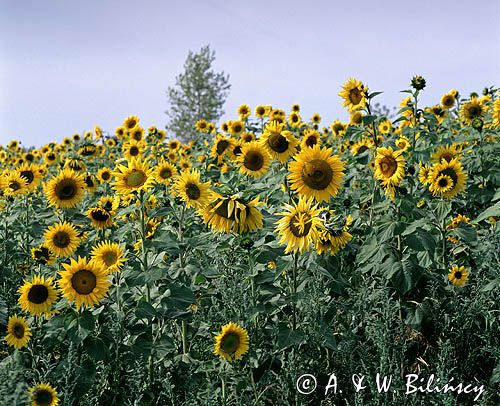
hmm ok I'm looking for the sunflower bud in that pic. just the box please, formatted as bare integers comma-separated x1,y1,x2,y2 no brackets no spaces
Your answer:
471,117,483,131
411,75,426,91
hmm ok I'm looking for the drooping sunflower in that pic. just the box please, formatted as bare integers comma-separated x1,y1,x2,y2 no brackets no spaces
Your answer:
202,194,263,234
428,158,467,199
373,147,406,200
460,97,485,124
259,120,299,163
29,383,59,406
237,141,271,178
86,207,113,229
275,196,323,254
338,78,368,112
154,159,178,185
43,221,81,258
448,265,469,287
173,169,212,209
18,275,58,316
83,173,98,194
316,226,352,256
43,168,86,209
90,241,126,273
112,158,155,195
1,171,28,197
58,256,111,311
214,322,250,362
5,314,31,349
31,244,57,266
288,145,345,202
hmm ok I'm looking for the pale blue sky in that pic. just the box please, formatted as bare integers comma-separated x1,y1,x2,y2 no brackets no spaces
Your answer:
1,0,499,146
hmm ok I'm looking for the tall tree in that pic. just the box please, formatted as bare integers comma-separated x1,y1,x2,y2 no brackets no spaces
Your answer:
165,45,230,141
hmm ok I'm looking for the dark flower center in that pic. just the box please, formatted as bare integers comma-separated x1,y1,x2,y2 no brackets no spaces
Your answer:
53,231,70,248
221,332,240,353
28,285,49,304
185,183,201,200
268,133,289,153
13,323,25,339
244,151,264,171
301,159,333,190
55,179,77,200
71,269,97,295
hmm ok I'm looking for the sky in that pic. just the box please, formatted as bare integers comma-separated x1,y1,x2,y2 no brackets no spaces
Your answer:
1,0,499,147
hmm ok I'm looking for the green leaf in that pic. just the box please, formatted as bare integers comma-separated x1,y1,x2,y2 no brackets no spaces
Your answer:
135,301,158,320
277,326,304,350
84,337,109,361
475,201,500,223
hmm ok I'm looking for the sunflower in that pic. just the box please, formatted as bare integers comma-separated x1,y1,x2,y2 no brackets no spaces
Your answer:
44,221,81,257
448,265,469,287
86,207,113,229
97,195,120,213
44,168,86,209
105,138,117,148
5,314,31,349
418,164,431,185
338,78,368,112
373,147,405,200
288,112,301,127
115,126,126,138
195,119,209,132
58,256,111,311
168,139,181,150
173,170,212,209
18,163,42,191
237,104,251,119
311,114,321,124
316,227,352,255
240,132,255,143
83,173,98,194
202,194,263,234
1,171,28,197
275,196,323,254
460,97,484,124
330,120,346,137
129,127,144,142
44,151,58,165
428,158,467,199
97,167,112,183
349,111,364,125
18,275,58,316
351,139,372,155
211,134,234,163
122,140,146,161
90,241,126,273
214,322,250,362
254,105,268,118
288,145,345,202
447,214,470,230
123,115,139,130
300,129,321,149
113,158,155,195
178,158,192,171
441,92,456,109
270,108,286,123
492,98,500,127
64,158,86,172
378,120,392,134
155,159,178,185
432,145,460,163
237,141,271,178
29,383,59,406
395,137,410,151
259,121,299,163
31,244,57,266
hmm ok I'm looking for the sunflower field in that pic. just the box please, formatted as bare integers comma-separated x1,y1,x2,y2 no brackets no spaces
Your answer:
0,78,499,406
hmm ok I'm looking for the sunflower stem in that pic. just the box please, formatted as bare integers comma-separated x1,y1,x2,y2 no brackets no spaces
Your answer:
292,252,299,331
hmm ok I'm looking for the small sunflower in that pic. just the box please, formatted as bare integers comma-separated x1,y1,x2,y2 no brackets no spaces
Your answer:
351,139,372,155
18,275,58,316
58,256,111,311
29,382,59,406
448,265,469,287
432,145,460,163
168,139,181,150
349,111,364,125
113,158,155,195
259,121,299,163
86,207,113,229
460,97,484,124
18,163,42,191
373,147,406,200
90,241,126,273
195,119,209,133
330,120,346,137
378,119,392,134
155,159,178,185
288,145,345,202
97,167,112,183
97,195,120,213
214,322,250,362
43,168,86,209
441,92,456,109
123,115,139,130
395,137,410,152
300,129,321,149
173,170,212,209
288,112,302,127
122,140,146,161
237,141,271,178
211,134,234,163
428,158,467,199
5,314,31,349
338,78,368,112
237,104,251,119
254,105,268,118
1,171,28,197
275,196,323,254
44,221,81,258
